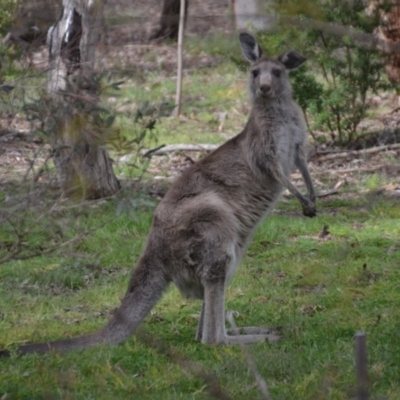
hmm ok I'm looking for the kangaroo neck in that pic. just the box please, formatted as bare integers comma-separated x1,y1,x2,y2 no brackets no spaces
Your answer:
242,98,284,145
249,96,290,127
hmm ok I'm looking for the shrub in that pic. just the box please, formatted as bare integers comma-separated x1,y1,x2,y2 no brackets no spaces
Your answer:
256,0,393,146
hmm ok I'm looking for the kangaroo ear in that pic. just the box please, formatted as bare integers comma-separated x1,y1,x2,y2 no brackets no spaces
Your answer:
239,32,262,63
278,51,307,70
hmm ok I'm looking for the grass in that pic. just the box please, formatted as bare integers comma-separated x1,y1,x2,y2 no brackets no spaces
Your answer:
1,32,400,400
1,192,400,399
109,60,250,181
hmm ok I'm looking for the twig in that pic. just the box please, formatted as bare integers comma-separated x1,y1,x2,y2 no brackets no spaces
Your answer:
142,144,166,158
226,311,272,400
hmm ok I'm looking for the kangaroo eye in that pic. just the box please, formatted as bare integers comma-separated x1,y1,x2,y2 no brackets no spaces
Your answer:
251,69,259,78
272,68,282,77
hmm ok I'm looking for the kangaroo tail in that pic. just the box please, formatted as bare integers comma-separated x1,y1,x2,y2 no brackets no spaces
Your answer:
0,261,169,357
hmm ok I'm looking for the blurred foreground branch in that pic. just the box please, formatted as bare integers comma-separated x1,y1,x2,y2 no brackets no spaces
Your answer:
137,330,233,400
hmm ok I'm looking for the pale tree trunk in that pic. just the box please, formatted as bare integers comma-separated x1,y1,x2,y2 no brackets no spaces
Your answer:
231,0,275,31
173,0,185,116
47,0,120,200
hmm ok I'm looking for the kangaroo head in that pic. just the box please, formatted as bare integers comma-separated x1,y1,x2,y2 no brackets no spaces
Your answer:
239,32,306,101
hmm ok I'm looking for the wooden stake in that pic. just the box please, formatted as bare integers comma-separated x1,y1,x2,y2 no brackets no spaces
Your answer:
355,331,368,400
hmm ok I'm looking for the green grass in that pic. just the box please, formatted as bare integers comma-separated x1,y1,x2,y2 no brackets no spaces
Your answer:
109,60,249,180
1,193,400,399
114,61,248,144
1,32,400,399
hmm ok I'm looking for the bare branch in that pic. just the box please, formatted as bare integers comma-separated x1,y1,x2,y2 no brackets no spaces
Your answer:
315,143,400,162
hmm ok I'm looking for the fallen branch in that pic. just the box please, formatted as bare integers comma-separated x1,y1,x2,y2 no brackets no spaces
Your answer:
314,164,398,175
317,189,340,198
143,143,218,155
284,189,339,200
143,144,166,158
316,144,400,162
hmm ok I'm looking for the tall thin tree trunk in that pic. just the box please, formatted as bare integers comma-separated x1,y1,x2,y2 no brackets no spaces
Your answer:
174,0,185,116
47,0,120,200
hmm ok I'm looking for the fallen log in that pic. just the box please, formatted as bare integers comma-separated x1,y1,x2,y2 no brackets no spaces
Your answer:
316,143,400,162
143,143,218,156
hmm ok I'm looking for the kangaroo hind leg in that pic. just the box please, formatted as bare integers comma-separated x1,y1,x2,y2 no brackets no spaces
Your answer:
200,280,281,345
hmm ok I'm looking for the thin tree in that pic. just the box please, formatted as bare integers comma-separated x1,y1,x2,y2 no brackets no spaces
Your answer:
173,0,185,116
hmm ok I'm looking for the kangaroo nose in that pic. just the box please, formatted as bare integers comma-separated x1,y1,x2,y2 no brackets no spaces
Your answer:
260,84,271,95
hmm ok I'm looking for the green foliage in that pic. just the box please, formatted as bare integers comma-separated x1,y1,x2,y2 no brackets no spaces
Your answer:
0,0,18,35
0,0,21,73
256,0,393,146
24,75,122,143
274,0,326,21
108,100,173,157
23,75,173,183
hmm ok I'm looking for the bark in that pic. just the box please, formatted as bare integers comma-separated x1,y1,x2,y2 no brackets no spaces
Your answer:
47,0,120,200
378,1,400,85
150,0,188,40
231,0,275,31
173,0,185,116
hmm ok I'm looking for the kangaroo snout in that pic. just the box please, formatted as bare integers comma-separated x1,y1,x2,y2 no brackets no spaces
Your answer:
258,83,272,97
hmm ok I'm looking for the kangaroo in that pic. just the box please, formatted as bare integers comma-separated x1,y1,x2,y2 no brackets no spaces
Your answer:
0,32,316,357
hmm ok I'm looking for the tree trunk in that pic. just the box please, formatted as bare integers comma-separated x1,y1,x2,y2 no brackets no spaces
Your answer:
150,0,188,40
47,0,120,200
231,0,275,31
377,1,400,87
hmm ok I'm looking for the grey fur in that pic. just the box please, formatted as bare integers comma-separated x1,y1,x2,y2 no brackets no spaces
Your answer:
0,33,316,356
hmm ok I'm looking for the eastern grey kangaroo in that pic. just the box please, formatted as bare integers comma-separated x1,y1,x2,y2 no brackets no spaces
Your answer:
0,32,316,356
